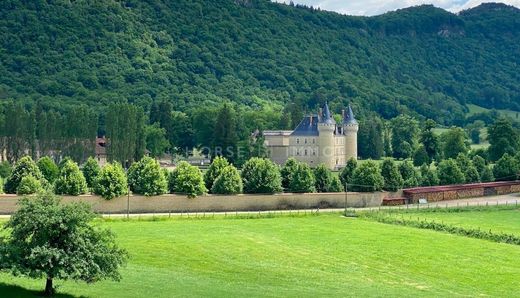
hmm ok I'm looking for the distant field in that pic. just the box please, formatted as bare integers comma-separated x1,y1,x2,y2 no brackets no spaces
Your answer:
467,103,520,121
1,213,519,297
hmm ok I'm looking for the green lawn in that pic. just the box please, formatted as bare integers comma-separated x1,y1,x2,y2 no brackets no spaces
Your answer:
467,103,520,121
398,208,520,236
1,213,520,297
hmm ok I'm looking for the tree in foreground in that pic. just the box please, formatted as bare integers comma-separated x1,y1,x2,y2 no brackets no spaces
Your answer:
480,166,495,182
419,164,439,186
328,176,343,192
94,163,128,200
127,156,167,196
54,160,88,196
0,193,127,296
204,156,230,191
398,160,420,188
340,157,357,187
4,156,45,194
493,153,519,181
456,153,480,183
437,159,465,185
37,157,59,184
168,161,207,198
350,160,384,192
82,157,101,189
280,158,298,190
241,158,282,194
380,158,403,192
288,163,315,193
16,175,43,195
211,165,243,194
313,164,334,193
0,161,12,179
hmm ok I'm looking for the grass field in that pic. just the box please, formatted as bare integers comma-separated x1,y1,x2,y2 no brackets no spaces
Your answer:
1,213,520,297
467,103,520,121
398,208,520,236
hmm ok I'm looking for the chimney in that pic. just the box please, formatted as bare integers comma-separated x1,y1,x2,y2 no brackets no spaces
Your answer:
309,115,313,126
319,108,323,120
341,109,345,119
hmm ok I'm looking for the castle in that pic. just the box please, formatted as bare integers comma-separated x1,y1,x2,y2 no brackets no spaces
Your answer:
264,103,358,170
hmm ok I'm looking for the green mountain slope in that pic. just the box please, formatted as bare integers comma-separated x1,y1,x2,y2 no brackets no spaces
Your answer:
0,0,519,124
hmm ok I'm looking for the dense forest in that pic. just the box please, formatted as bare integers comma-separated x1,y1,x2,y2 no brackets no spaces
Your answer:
0,0,519,126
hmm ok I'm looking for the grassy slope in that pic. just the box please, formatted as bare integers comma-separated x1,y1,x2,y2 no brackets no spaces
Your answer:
403,208,520,236
467,104,520,121
1,214,520,297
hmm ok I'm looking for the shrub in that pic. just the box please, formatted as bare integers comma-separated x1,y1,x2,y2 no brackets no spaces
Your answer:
128,156,167,196
328,176,343,192
4,156,44,194
340,157,357,186
82,157,101,189
54,160,88,196
0,161,12,178
204,156,230,191
280,158,298,190
481,166,495,182
380,158,403,191
437,159,465,185
419,164,439,186
493,153,519,181
37,156,59,184
16,175,42,195
399,160,420,188
350,160,384,192
94,163,128,200
288,163,315,193
211,165,243,194
168,161,207,198
241,158,282,194
0,177,3,194
472,155,487,177
456,153,480,183
313,164,334,193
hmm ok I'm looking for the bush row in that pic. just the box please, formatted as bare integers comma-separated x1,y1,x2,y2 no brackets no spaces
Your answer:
360,212,520,245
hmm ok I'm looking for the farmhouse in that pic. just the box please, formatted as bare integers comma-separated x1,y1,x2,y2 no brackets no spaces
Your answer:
264,103,358,170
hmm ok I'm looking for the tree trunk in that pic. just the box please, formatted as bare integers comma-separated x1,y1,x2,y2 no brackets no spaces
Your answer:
44,278,54,296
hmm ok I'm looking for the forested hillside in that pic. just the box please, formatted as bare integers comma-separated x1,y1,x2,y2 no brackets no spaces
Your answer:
0,0,519,125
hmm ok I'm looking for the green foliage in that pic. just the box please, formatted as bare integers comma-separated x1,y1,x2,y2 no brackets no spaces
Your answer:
390,115,419,159
241,158,282,194
106,103,145,165
480,166,495,182
213,103,238,162
281,158,299,190
204,156,230,191
419,164,440,186
37,156,59,184
350,160,384,192
398,160,416,182
94,162,128,200
493,153,519,181
456,153,480,183
82,157,101,189
313,164,334,193
288,163,315,193
340,158,357,186
420,119,440,162
211,165,243,195
413,145,430,167
441,127,469,159
358,116,384,159
54,160,88,196
471,155,487,177
328,176,343,192
0,177,3,194
4,156,44,194
487,118,519,161
380,158,403,191
0,161,12,178
127,156,167,196
437,159,465,185
145,123,170,158
16,175,42,195
465,120,485,144
168,161,207,198
0,193,127,296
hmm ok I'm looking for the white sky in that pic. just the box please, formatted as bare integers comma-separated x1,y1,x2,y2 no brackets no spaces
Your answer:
273,0,520,16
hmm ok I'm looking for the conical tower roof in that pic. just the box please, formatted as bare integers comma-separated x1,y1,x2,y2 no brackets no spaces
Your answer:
343,105,357,125
320,102,335,124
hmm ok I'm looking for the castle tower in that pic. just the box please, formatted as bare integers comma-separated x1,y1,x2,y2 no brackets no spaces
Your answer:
343,105,358,162
318,102,336,169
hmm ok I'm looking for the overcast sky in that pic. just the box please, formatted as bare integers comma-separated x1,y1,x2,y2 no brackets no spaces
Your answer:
274,0,520,16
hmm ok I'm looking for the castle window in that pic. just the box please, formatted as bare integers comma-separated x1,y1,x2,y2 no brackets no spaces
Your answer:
313,150,316,156
296,138,300,144
305,138,307,144
313,139,315,144
296,149,300,156
305,149,308,156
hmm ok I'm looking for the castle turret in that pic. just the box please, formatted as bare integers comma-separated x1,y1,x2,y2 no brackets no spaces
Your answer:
343,105,358,162
318,102,336,169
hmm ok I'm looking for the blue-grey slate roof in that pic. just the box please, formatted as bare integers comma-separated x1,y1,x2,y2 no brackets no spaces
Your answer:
291,115,319,136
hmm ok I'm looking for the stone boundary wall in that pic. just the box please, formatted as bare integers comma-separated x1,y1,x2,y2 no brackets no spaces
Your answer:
0,192,388,214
